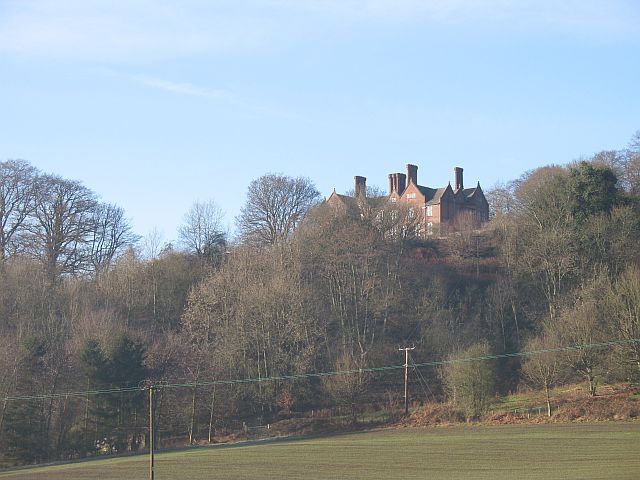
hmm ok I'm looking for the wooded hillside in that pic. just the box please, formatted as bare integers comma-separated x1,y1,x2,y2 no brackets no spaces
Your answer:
1,132,639,465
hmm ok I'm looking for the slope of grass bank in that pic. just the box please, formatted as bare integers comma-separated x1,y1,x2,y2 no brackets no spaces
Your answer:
404,383,640,427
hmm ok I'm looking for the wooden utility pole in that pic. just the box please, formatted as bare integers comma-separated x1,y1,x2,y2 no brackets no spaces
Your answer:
145,383,156,480
399,347,415,414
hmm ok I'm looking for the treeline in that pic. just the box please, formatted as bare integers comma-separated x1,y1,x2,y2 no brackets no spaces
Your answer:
0,160,138,281
1,132,640,465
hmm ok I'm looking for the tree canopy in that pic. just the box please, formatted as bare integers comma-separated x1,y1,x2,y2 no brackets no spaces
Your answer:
236,173,320,246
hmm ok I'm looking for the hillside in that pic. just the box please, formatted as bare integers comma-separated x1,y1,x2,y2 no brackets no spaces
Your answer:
1,149,640,467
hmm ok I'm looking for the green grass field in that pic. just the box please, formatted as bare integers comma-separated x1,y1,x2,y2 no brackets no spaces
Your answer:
1,423,639,479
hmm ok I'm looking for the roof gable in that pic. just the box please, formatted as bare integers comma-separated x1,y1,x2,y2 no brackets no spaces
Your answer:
462,182,485,199
326,190,357,208
401,182,427,201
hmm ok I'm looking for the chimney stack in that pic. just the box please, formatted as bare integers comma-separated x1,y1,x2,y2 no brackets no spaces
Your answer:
354,176,367,197
407,164,418,185
454,167,464,191
389,171,409,195
396,173,406,195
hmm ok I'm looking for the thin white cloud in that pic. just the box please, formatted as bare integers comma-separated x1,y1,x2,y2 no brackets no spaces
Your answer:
94,68,299,119
0,0,637,61
0,0,272,60
132,75,236,101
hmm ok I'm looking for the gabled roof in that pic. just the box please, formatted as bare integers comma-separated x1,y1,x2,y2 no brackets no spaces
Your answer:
333,192,357,203
416,185,436,199
326,190,387,213
326,191,359,209
413,185,451,205
462,182,483,199
426,187,450,205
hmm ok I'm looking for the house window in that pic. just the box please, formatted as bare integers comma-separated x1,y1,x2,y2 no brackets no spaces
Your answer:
425,205,433,216
426,222,433,235
407,193,416,199
391,197,397,203
408,207,415,218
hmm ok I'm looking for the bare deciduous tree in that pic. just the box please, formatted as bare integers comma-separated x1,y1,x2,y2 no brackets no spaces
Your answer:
237,174,320,246
590,131,640,197
510,167,578,320
606,267,640,380
547,274,609,397
322,353,370,422
28,175,98,284
142,228,165,260
624,130,640,196
521,334,563,416
442,342,496,420
0,160,38,261
178,200,226,262
88,203,139,274
297,208,404,364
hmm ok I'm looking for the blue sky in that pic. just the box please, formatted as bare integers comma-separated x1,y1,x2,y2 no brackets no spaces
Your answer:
1,0,639,242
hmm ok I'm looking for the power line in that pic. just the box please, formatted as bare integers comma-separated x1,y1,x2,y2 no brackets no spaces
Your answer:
3,385,144,402
3,338,639,402
409,352,436,400
159,338,640,391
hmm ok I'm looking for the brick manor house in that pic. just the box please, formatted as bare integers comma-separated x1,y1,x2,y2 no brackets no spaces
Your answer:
326,164,489,235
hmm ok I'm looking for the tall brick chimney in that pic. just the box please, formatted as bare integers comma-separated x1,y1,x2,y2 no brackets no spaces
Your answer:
454,167,464,191
354,176,367,197
389,172,408,195
407,164,418,185
396,173,406,195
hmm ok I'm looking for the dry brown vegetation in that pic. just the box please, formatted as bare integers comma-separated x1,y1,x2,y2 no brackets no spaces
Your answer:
400,383,640,428
2,137,640,466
